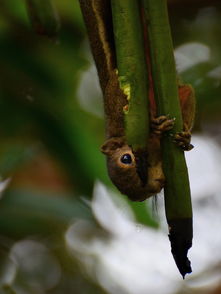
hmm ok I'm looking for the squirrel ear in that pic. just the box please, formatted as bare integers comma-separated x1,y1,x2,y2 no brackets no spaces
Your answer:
101,137,125,155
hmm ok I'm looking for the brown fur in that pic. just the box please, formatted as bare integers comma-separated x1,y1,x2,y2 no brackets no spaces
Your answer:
79,0,195,201
102,135,165,201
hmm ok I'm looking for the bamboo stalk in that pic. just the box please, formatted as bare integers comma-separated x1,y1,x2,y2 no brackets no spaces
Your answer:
142,0,193,278
111,0,149,151
26,0,60,37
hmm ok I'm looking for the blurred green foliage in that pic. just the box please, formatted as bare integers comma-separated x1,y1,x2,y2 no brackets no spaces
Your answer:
0,1,109,292
0,0,221,293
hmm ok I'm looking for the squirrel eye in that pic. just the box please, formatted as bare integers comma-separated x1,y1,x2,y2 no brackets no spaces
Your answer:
120,153,132,164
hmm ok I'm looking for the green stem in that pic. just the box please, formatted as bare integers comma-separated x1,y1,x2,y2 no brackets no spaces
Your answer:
26,0,60,37
142,0,192,220
111,0,149,151
143,0,193,277
142,0,193,278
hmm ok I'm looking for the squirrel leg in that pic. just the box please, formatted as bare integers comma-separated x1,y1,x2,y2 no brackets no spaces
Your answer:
173,84,195,151
151,115,175,136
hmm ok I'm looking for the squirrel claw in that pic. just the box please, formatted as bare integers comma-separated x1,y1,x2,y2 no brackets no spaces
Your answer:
173,131,193,151
151,115,175,136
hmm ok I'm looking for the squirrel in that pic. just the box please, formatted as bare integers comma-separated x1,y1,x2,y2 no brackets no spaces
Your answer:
79,0,195,201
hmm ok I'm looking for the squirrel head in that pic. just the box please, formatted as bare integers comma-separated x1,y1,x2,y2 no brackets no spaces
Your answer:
101,137,165,201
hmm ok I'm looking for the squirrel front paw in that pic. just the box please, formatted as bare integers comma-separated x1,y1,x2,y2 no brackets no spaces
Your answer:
151,115,175,136
173,131,194,151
